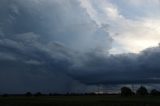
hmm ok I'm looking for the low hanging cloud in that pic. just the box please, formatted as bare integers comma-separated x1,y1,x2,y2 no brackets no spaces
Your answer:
69,46,160,85
0,0,160,93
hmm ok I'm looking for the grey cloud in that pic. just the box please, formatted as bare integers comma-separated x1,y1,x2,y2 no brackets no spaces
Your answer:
0,0,112,93
69,46,160,85
0,0,160,93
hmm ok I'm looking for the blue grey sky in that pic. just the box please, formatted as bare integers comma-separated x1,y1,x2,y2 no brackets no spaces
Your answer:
0,0,160,93
80,0,160,54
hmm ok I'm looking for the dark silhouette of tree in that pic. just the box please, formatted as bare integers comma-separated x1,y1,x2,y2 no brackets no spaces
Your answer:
121,87,134,96
35,92,42,96
25,92,32,96
136,86,148,96
49,93,53,96
150,89,160,96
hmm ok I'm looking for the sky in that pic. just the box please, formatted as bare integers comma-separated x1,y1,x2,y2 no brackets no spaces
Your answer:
0,0,160,93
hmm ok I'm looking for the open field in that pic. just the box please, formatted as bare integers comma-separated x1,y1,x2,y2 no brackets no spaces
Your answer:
0,95,160,106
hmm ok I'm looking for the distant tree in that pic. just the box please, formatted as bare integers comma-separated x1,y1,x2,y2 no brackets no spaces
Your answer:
34,92,42,96
150,89,160,96
49,93,53,96
25,92,32,96
121,87,134,96
136,86,148,96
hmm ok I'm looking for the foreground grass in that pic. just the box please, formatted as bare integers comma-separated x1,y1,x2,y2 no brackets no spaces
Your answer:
0,95,160,106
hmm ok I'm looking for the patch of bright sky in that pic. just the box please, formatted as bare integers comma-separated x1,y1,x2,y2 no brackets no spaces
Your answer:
80,0,160,54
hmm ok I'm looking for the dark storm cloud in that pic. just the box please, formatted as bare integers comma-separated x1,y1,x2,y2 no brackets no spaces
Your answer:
0,0,160,93
0,0,112,93
69,47,160,85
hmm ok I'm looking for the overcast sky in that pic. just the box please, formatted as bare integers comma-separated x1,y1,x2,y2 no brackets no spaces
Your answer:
0,0,160,93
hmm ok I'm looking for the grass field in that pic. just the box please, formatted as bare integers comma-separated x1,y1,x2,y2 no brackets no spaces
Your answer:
0,95,160,106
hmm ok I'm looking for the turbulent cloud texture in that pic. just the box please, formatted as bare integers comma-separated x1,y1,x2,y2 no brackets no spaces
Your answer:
0,0,160,93
81,0,160,54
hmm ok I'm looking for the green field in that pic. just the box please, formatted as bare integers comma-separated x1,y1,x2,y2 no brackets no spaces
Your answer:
0,95,160,106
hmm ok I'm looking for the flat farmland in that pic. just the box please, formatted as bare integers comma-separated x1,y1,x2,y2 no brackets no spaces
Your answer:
0,95,160,106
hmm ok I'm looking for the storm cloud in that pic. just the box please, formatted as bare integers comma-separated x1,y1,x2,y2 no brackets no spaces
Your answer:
0,0,160,93
70,47,160,85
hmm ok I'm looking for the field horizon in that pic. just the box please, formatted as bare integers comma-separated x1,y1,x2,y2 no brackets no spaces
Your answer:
1,95,160,106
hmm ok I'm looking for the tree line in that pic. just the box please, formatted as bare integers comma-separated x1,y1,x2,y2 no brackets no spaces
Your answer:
121,86,160,96
1,86,160,97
